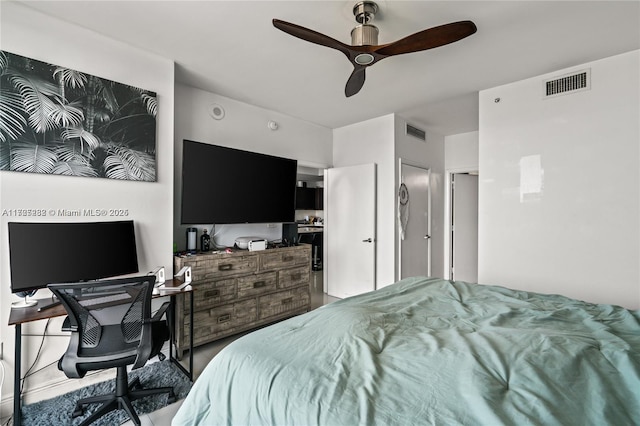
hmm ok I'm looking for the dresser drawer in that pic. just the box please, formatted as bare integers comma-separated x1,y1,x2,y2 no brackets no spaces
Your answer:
277,265,310,289
185,299,257,345
237,272,277,298
192,255,258,280
260,247,310,270
185,278,236,313
258,287,310,320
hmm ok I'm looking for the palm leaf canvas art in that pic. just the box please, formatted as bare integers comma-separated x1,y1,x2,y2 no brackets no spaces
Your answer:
0,51,157,181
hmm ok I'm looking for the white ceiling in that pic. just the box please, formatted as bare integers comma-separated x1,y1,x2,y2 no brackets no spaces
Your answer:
17,1,640,135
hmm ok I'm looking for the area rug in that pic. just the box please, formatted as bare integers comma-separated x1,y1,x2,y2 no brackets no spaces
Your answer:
22,360,192,425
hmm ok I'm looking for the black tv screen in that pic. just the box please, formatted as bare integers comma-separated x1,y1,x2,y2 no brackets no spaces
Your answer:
8,220,139,293
181,140,297,224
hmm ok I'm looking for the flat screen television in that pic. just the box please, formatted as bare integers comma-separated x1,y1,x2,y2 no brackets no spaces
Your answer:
8,220,139,294
181,140,298,224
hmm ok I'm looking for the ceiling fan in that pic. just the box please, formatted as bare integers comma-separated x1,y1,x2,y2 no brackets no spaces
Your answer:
273,1,477,97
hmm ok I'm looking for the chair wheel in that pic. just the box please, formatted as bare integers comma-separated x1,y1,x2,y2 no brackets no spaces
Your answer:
158,352,166,361
72,407,84,418
168,394,176,404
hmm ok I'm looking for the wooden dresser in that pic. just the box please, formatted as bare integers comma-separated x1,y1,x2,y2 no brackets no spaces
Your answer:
173,244,312,357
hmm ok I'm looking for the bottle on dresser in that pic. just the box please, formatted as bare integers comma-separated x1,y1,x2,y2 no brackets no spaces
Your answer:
201,228,211,252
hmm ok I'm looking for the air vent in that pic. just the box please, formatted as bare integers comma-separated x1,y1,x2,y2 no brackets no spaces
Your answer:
406,123,426,141
544,69,590,98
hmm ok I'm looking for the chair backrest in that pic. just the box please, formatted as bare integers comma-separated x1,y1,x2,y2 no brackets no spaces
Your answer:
49,275,157,378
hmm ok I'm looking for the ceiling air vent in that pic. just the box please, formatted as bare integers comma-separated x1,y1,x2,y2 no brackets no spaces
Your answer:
406,123,426,141
544,69,590,98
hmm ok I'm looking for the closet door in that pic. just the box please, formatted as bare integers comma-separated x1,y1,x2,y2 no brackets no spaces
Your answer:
326,163,376,298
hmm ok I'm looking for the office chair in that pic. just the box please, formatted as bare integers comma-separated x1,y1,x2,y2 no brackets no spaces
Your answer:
48,275,176,426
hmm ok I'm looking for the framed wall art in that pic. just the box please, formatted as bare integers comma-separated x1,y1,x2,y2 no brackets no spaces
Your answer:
0,50,157,181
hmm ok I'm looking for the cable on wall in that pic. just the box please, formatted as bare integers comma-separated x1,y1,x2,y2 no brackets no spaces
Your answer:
0,359,5,423
20,318,52,396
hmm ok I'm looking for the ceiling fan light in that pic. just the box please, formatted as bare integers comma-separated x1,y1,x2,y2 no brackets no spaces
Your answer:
355,53,375,65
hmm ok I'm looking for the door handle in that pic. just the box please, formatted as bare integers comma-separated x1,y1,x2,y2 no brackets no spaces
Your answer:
424,235,431,239
362,238,373,243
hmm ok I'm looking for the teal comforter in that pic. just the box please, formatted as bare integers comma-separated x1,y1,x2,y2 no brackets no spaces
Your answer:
172,277,640,425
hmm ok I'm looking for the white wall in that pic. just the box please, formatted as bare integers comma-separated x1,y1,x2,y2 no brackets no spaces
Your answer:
0,2,175,412
478,50,639,309
173,85,332,251
445,131,479,171
333,114,396,287
395,116,446,280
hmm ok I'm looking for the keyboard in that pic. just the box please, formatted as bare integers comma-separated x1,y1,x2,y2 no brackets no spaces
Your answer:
80,292,130,307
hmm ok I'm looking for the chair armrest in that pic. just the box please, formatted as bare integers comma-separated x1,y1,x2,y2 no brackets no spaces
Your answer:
149,301,170,322
134,302,171,369
61,316,72,332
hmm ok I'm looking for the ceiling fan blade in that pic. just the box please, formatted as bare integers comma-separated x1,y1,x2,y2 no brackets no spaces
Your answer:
345,66,366,97
376,21,477,56
273,19,352,58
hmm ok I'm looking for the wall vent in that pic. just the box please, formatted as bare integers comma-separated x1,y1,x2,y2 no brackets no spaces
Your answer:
544,69,590,98
406,123,426,141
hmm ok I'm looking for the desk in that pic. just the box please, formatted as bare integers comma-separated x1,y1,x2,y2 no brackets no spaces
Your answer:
8,282,194,426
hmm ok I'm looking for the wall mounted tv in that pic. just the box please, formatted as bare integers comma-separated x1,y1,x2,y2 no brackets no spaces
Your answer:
181,140,298,224
8,220,139,294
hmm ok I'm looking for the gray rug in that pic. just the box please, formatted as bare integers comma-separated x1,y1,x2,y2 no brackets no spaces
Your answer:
22,360,192,425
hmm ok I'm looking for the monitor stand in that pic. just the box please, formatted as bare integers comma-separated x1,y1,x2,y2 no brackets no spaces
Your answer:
11,290,38,309
11,296,37,309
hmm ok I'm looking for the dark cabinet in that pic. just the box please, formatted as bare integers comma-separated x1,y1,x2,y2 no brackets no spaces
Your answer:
315,188,323,210
296,187,323,210
295,187,313,209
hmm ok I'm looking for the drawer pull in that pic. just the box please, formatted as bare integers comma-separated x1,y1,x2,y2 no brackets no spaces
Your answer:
217,314,231,323
253,281,266,288
281,297,293,305
218,264,233,271
283,256,294,262
205,289,220,298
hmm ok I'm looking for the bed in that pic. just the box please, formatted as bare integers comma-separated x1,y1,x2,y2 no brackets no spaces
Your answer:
172,277,640,425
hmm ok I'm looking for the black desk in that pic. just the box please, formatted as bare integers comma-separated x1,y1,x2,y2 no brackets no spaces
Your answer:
8,282,194,426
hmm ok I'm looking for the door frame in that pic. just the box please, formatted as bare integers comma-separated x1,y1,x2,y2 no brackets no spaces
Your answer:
397,158,431,281
444,168,479,280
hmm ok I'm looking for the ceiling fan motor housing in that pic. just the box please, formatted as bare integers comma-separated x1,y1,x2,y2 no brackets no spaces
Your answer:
351,1,379,46
351,24,379,46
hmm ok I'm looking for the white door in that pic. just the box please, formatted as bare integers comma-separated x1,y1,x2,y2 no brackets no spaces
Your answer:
399,163,431,279
326,163,376,299
451,173,479,282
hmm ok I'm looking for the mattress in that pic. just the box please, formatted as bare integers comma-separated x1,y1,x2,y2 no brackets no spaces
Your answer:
172,277,640,425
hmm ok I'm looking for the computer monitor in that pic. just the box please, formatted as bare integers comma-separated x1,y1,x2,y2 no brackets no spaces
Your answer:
8,220,139,294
